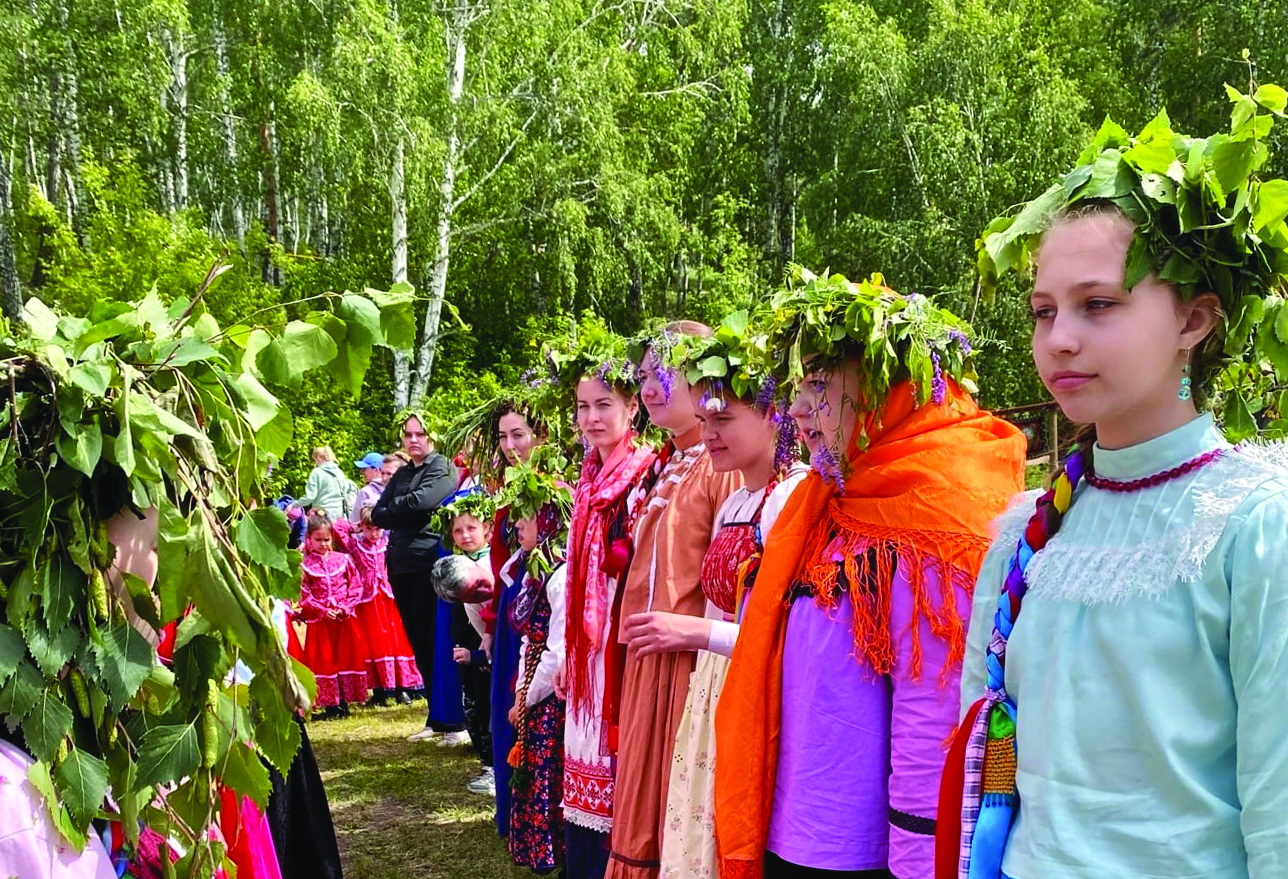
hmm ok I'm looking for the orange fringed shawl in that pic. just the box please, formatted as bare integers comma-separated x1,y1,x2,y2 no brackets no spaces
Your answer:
712,381,1026,879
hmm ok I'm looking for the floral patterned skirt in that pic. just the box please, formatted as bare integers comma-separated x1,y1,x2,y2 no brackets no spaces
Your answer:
510,694,567,872
660,650,729,879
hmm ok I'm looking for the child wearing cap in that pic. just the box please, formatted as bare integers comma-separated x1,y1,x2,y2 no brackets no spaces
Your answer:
351,451,386,523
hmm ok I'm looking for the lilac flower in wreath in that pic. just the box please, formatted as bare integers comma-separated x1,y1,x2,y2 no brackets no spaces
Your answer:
948,329,972,354
812,444,845,492
755,376,778,412
773,417,799,471
930,350,947,404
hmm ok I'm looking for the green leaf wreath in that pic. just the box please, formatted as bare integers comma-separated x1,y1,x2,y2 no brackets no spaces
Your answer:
0,271,416,875
757,266,979,410
976,80,1288,439
431,490,500,549
495,448,573,579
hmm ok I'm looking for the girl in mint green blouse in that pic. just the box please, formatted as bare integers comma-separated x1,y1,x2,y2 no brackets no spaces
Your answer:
947,103,1288,879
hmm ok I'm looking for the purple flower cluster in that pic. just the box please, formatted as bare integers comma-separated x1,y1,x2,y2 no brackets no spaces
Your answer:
653,349,677,402
948,329,972,354
930,350,947,404
773,417,799,472
812,444,845,492
755,376,778,412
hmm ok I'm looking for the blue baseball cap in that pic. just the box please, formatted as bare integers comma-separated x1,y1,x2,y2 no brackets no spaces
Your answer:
354,452,385,470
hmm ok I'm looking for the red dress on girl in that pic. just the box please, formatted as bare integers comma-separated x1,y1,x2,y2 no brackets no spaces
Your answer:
298,545,368,707
333,521,424,691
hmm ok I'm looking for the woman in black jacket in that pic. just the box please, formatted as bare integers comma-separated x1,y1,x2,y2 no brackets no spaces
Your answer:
371,410,460,739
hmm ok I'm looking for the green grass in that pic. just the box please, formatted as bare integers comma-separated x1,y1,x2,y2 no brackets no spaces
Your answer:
308,703,531,879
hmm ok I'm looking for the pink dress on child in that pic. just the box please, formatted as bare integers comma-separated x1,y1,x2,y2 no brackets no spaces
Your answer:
333,521,423,690
298,547,368,706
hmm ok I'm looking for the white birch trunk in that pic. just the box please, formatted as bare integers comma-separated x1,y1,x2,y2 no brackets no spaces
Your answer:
214,25,245,249
162,26,189,209
0,147,21,323
408,11,469,405
57,0,86,239
391,137,412,409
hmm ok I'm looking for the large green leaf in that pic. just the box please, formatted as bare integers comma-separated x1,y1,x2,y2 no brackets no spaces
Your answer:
0,624,24,686
235,509,291,573
1254,179,1288,232
27,761,87,849
24,687,75,762
108,387,137,477
156,337,224,368
318,310,373,397
256,406,294,460
220,740,273,806
136,722,200,787
68,362,112,397
254,338,296,388
55,748,110,827
23,298,61,341
233,373,280,431
0,658,41,725
24,620,79,677
275,321,338,375
369,286,417,350
127,394,201,440
42,554,86,634
251,707,301,776
155,497,190,624
1223,389,1258,441
338,293,384,346
183,517,259,655
94,622,156,707
55,422,103,476
1210,138,1257,197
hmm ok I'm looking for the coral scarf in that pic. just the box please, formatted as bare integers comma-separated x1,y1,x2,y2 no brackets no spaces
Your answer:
566,434,658,719
713,381,1025,879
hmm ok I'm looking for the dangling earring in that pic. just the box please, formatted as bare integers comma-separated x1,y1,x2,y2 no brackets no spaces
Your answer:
1178,352,1193,402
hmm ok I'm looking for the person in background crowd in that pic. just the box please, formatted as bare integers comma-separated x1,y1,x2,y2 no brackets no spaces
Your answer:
331,508,423,706
606,326,741,879
500,466,572,875
382,452,407,484
432,491,501,792
296,511,368,718
454,398,549,840
296,447,356,521
372,411,460,740
351,452,386,523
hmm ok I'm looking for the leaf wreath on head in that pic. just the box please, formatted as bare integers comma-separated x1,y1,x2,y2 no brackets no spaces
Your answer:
495,448,573,578
664,309,781,413
522,314,638,434
438,394,560,489
431,489,498,549
755,266,978,427
975,80,1288,439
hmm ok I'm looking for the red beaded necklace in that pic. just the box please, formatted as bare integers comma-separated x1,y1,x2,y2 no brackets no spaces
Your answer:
1084,446,1227,493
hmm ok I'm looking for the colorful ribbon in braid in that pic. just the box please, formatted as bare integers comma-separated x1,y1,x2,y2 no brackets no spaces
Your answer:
958,448,1086,879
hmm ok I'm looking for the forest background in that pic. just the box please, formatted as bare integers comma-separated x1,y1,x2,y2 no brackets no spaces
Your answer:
2,0,1285,493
